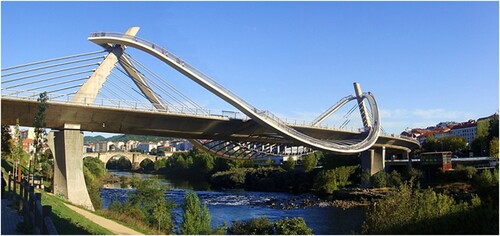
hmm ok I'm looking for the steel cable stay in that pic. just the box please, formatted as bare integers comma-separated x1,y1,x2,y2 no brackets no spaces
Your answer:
125,53,206,112
114,62,190,113
5,76,88,97
1,70,94,91
1,55,105,77
102,76,144,104
108,72,145,102
2,63,100,84
117,56,201,114
1,50,107,72
26,84,83,98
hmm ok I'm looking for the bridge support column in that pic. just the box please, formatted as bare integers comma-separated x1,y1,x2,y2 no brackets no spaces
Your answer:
361,148,385,176
47,124,94,211
131,153,140,170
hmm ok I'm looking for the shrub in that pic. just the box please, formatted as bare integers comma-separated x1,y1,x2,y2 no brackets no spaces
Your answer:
314,165,358,194
229,217,274,235
211,168,247,188
108,200,122,212
387,170,403,187
274,217,313,235
302,153,318,172
282,159,296,171
370,171,387,188
361,184,491,234
229,217,313,235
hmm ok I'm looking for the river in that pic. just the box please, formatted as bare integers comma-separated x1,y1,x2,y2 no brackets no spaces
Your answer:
100,171,365,234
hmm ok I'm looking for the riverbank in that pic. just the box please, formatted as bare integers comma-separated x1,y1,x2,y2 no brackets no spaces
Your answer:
100,170,367,234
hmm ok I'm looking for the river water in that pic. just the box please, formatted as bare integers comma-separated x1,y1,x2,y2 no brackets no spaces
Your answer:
100,171,365,234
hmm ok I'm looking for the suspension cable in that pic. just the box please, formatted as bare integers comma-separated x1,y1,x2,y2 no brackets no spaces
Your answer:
2,63,99,84
1,50,106,71
2,56,104,77
125,53,204,110
2,70,94,90
27,84,83,97
7,77,87,96
116,60,195,113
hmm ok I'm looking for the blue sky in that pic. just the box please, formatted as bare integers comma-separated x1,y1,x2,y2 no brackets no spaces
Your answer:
1,1,498,137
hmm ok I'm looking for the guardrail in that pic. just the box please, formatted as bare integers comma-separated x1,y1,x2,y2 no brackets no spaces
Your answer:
6,171,58,235
2,89,417,144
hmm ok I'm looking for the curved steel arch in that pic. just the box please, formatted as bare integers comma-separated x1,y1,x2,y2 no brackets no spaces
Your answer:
88,32,381,154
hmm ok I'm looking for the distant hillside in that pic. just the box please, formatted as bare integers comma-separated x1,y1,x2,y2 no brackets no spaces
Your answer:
84,134,170,144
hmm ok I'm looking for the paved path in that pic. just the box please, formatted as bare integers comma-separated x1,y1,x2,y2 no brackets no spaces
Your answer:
1,199,23,235
63,203,143,235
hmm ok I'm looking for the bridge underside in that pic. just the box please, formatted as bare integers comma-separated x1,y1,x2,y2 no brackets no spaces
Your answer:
1,98,419,152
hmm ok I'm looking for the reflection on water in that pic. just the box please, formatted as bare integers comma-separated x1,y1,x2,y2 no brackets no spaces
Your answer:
101,171,365,235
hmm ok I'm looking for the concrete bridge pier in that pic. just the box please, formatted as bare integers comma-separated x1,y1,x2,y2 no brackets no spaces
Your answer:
47,124,94,211
361,146,386,176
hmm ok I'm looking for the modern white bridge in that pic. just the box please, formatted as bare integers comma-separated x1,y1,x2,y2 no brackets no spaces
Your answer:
1,27,420,210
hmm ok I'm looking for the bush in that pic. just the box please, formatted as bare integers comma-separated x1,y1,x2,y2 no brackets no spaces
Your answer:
274,217,313,235
282,159,296,171
387,171,403,187
229,217,313,235
370,171,387,188
211,168,247,189
314,165,358,194
361,184,494,234
302,153,318,172
83,158,106,209
229,217,274,235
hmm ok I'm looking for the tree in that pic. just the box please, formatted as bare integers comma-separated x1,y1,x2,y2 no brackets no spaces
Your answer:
472,136,489,156
33,92,49,177
274,217,313,235
152,198,168,231
1,125,12,157
490,137,499,158
487,114,499,141
181,191,212,235
282,159,296,171
422,135,439,152
440,136,467,153
302,153,318,172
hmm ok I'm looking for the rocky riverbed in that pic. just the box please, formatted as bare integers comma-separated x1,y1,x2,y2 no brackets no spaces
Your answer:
262,188,389,210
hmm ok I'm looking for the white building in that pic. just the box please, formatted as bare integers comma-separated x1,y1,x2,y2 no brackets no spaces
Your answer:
126,140,139,151
450,121,477,147
137,142,157,153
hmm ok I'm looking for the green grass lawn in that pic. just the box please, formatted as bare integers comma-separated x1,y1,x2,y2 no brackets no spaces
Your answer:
40,191,114,235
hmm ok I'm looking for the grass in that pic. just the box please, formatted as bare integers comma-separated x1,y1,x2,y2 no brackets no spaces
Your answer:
95,209,161,235
40,191,114,235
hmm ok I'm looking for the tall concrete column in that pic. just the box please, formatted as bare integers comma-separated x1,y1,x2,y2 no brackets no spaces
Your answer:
361,148,384,176
353,82,371,128
382,146,386,171
47,124,94,211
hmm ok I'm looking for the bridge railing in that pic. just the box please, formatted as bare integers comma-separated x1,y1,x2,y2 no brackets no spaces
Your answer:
2,88,417,143
1,89,251,121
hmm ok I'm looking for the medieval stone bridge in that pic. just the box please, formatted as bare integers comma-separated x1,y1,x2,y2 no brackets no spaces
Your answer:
83,151,172,168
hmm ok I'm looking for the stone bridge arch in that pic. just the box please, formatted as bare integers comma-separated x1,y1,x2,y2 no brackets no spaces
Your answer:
83,152,172,169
